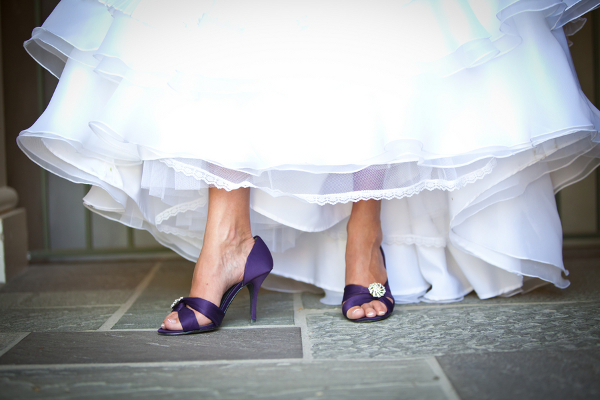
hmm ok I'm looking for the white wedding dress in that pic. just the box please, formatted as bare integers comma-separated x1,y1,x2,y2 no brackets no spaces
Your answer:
18,0,600,304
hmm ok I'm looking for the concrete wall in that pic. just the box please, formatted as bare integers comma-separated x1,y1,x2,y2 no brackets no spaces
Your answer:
561,13,600,241
1,0,44,251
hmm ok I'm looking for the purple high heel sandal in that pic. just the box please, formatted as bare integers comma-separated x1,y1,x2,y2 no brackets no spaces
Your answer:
157,236,273,335
342,247,395,323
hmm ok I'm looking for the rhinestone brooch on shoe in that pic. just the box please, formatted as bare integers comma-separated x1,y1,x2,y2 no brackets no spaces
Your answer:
171,297,184,309
368,283,386,298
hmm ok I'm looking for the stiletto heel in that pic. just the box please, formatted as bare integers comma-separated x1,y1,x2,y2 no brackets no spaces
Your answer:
158,236,274,335
247,272,269,323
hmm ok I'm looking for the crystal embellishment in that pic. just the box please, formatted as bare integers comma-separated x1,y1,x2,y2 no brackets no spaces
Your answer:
171,297,184,309
368,283,386,298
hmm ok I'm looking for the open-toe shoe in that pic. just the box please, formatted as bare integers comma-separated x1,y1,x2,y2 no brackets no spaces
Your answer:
157,236,273,335
342,247,395,323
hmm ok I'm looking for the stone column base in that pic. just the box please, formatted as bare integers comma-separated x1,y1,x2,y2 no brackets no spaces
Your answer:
0,207,28,283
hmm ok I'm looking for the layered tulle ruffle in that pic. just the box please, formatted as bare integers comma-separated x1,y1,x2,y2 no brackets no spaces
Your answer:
18,0,600,303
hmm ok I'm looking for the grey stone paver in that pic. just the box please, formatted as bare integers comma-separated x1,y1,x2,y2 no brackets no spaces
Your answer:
0,254,598,399
112,261,193,309
0,307,119,332
0,263,153,292
0,333,28,354
302,292,335,310
112,260,294,329
0,359,448,400
0,329,302,365
0,293,34,309
0,290,131,308
307,302,600,359
437,348,600,400
114,289,293,329
221,289,294,327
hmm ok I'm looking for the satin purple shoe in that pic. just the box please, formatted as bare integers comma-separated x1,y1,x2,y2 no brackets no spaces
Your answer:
157,236,273,335
342,247,395,323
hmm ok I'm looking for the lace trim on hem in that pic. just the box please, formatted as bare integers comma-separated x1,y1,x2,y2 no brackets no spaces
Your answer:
154,193,207,224
159,158,497,205
156,224,204,239
159,158,253,191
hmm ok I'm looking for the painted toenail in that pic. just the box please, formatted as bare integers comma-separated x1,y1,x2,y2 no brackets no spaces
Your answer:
353,308,362,314
367,311,375,317
167,319,176,324
161,323,165,328
378,311,385,315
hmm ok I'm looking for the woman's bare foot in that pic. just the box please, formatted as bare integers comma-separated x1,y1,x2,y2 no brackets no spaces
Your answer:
160,187,254,331
160,232,255,330
344,199,394,319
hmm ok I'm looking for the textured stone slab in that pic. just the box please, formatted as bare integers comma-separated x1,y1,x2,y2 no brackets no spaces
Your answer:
114,289,294,330
119,260,194,306
147,259,196,291
437,349,600,400
0,307,119,332
0,263,153,292
0,290,131,308
0,328,302,365
0,333,28,354
219,289,294,327
0,359,449,400
302,292,337,310
108,260,196,331
307,302,600,359
113,261,294,329
0,293,34,309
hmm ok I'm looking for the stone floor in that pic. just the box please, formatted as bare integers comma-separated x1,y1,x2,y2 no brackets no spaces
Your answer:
0,253,599,399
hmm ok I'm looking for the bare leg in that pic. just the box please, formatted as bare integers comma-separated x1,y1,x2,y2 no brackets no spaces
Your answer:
344,199,393,319
161,187,255,330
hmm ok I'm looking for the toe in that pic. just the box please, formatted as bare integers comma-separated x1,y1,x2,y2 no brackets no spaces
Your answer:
346,306,365,319
371,300,387,316
162,311,183,331
362,304,377,318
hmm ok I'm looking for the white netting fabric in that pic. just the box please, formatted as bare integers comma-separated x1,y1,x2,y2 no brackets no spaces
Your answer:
141,157,497,205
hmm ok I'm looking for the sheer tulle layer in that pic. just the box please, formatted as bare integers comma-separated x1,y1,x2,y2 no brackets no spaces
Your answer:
17,0,600,303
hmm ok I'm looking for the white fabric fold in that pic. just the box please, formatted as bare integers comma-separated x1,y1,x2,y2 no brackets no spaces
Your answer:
17,0,600,303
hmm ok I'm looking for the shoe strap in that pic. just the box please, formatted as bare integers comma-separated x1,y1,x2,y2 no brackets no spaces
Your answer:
342,292,375,316
342,283,395,316
384,281,394,307
174,297,225,331
342,284,371,302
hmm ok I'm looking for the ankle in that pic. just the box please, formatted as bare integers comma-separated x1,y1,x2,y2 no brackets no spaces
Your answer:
347,219,382,248
204,222,253,247
345,221,385,285
205,187,252,246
